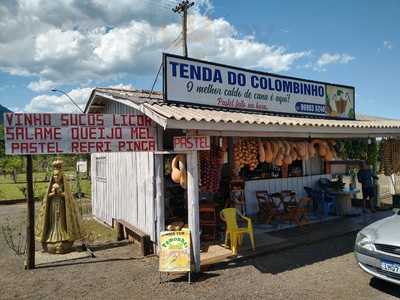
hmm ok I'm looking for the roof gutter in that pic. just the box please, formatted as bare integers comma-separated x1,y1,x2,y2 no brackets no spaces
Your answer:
165,119,400,138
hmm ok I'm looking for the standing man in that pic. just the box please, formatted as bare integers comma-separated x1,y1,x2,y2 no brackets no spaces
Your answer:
358,161,378,212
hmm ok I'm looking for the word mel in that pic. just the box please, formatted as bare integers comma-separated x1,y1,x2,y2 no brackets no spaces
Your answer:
169,61,325,97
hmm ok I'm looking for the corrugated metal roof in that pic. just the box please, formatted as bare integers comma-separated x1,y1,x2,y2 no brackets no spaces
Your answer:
88,88,400,129
96,87,164,103
145,102,400,128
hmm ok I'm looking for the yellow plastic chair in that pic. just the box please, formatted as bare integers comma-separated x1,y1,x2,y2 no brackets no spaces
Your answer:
220,208,255,255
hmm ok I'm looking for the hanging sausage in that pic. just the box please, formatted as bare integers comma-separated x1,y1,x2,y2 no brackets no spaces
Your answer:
233,138,259,171
199,138,224,193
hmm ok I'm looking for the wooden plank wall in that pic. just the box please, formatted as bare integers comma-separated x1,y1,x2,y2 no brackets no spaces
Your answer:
90,101,156,241
244,174,332,215
376,174,400,203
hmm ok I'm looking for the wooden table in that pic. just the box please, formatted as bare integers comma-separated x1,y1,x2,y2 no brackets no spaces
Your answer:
199,202,217,241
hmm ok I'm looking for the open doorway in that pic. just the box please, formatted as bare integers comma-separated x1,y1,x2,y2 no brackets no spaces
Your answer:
163,154,188,230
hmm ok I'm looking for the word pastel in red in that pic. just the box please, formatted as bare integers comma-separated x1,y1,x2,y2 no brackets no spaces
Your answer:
11,142,63,154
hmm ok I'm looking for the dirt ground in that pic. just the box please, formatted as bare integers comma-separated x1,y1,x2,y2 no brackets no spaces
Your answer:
1,204,399,300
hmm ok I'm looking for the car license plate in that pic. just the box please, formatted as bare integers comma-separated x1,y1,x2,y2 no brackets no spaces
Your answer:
381,261,400,274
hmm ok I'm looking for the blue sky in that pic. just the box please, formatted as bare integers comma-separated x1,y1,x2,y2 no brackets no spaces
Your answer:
211,0,399,117
0,0,398,118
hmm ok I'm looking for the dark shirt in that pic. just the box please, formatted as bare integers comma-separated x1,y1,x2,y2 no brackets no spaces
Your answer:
357,169,376,188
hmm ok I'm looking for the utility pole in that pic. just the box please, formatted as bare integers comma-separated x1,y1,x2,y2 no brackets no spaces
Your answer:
25,155,35,269
173,0,194,57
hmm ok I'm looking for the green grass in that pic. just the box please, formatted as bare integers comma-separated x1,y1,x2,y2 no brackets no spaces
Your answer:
81,218,116,243
0,181,48,200
0,172,48,184
0,172,91,201
78,178,91,196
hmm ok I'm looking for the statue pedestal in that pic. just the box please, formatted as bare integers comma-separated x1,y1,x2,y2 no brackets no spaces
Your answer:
42,241,74,254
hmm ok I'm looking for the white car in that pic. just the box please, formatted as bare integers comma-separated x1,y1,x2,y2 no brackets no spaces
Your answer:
355,209,400,285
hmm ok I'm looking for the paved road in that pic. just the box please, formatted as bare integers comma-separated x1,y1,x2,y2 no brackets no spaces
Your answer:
0,204,399,299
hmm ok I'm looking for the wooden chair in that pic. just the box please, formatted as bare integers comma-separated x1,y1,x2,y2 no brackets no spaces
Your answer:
199,203,217,241
281,190,297,206
229,179,246,215
266,192,285,224
285,196,313,226
255,191,270,219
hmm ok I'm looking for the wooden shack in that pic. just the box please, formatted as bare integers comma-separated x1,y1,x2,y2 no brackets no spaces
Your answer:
85,87,400,272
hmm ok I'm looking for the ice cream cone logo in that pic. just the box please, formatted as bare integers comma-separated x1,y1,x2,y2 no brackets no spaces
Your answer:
335,90,347,114
325,84,354,118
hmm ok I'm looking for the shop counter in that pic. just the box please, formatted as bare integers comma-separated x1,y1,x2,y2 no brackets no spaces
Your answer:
244,174,332,216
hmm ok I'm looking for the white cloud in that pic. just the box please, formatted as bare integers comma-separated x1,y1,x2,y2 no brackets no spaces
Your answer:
107,83,135,90
35,29,86,61
0,0,309,87
24,84,134,112
383,40,393,50
187,15,309,72
27,79,56,92
317,53,355,66
24,87,93,113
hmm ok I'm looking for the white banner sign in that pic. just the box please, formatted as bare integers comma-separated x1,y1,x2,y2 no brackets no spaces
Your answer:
3,113,156,155
163,53,355,119
173,136,210,151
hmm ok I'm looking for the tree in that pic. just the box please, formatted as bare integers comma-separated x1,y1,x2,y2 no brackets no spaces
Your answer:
339,138,379,171
0,126,24,180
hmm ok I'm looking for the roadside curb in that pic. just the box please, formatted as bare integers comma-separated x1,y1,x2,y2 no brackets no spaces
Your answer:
212,218,373,268
238,227,361,262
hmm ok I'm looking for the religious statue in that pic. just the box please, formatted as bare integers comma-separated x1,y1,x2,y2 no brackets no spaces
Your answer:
36,159,82,254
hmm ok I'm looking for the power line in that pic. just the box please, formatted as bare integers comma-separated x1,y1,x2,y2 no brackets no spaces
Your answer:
149,62,163,96
166,32,183,50
140,0,177,11
148,1,194,97
164,0,179,6
147,31,182,98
